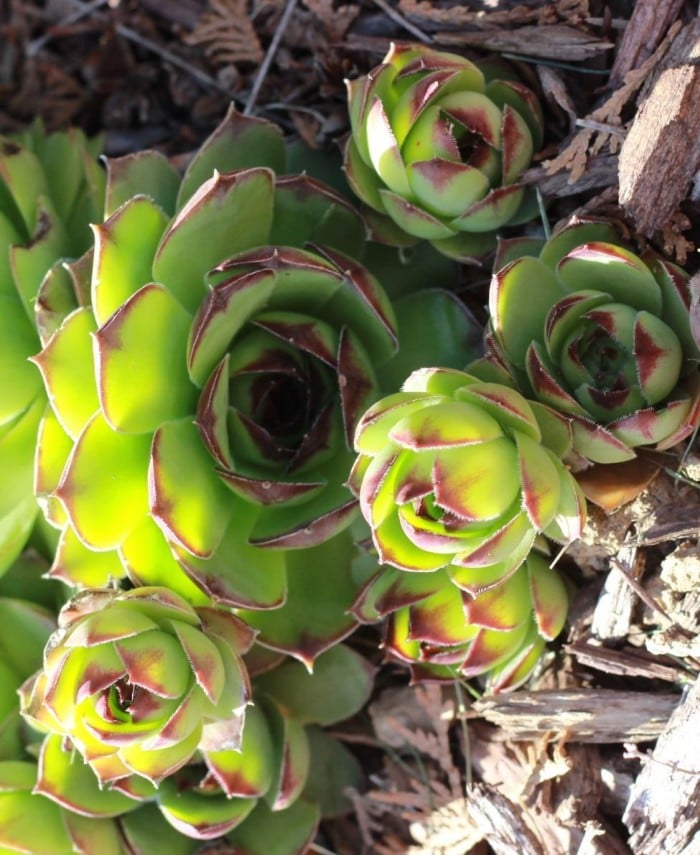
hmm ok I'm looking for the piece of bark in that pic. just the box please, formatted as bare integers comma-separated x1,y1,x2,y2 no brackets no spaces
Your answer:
618,19,700,236
438,25,613,62
591,548,639,642
609,0,685,88
623,677,700,852
567,639,687,684
466,783,543,855
473,689,679,743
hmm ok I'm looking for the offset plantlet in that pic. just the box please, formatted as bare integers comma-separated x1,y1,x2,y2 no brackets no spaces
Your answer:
349,366,585,579
32,107,397,610
344,43,543,260
0,123,105,574
20,586,255,786
489,219,700,463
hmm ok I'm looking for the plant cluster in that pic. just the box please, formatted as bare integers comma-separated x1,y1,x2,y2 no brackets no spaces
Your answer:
1,42,699,853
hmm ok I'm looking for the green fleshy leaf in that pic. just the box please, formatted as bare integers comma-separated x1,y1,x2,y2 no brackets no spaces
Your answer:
35,734,147,818
105,150,181,218
119,518,211,606
0,785,75,855
0,211,23,297
32,306,99,440
454,381,541,442
225,798,319,855
239,530,360,669
254,645,374,726
538,221,621,268
379,188,456,240
373,511,451,572
117,724,202,786
177,106,286,210
464,563,532,630
149,418,234,558
95,283,196,434
0,598,54,679
557,242,662,315
91,195,169,327
156,775,255,839
10,200,70,320
34,405,72,529
61,811,125,855
57,411,151,550
155,169,275,315
490,255,565,369
119,802,200,855
0,296,42,424
452,184,523,232
173,506,287,610
432,439,520,520
376,290,483,394
270,174,366,258
0,137,49,235
0,497,39,579
354,391,442,454
408,584,472,646
0,398,43,519
302,726,364,817
527,553,568,640
35,260,82,346
514,430,561,531
202,704,274,799
51,525,126,587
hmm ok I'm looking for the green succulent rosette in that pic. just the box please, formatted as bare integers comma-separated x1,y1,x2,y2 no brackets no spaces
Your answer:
19,586,255,787
355,551,569,692
27,645,371,852
344,43,543,260
33,107,398,612
348,366,586,581
0,123,105,575
488,219,700,464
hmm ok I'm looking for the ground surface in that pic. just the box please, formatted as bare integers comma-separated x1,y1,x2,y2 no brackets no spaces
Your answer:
3,1,700,853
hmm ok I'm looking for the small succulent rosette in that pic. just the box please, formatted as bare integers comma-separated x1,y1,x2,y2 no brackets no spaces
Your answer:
349,366,585,578
344,43,543,260
20,586,255,787
0,123,105,574
355,551,569,692
488,219,700,464
33,107,398,611
25,645,372,854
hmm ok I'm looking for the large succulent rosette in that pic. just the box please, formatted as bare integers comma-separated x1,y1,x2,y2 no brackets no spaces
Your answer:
20,586,255,786
349,366,585,580
344,43,543,260
489,220,700,463
0,123,105,573
33,108,397,611
354,551,569,692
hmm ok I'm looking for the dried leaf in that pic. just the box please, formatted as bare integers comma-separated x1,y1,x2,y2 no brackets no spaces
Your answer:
185,0,264,66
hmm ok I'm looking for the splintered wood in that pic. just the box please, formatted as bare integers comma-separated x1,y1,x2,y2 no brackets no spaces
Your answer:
618,18,700,236
623,677,700,851
473,689,678,743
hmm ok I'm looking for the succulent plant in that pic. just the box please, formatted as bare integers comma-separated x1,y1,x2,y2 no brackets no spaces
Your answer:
0,123,105,575
32,107,398,613
26,644,371,852
20,586,255,786
349,366,586,582
344,43,543,260
355,551,569,691
489,220,700,463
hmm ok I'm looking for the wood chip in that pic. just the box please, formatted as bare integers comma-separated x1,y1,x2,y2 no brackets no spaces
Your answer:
618,18,700,236
466,783,543,855
472,689,679,743
609,0,685,88
623,677,700,851
437,25,613,62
